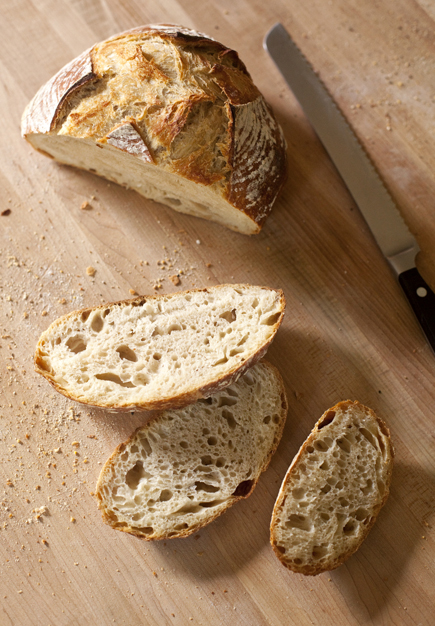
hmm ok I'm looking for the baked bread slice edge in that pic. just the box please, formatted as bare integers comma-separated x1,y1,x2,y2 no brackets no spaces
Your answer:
95,360,288,540
270,400,394,575
34,284,285,411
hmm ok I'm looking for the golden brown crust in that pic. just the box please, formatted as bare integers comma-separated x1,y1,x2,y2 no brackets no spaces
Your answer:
34,285,286,412
22,24,287,233
95,360,288,540
270,400,394,575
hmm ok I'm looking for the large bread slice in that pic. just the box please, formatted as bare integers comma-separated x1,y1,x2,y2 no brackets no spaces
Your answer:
270,400,393,575
21,24,287,235
35,284,285,411
95,361,287,539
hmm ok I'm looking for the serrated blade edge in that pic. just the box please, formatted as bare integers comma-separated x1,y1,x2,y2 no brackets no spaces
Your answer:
264,23,419,274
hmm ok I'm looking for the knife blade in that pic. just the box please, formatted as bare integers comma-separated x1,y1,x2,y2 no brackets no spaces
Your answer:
264,22,435,352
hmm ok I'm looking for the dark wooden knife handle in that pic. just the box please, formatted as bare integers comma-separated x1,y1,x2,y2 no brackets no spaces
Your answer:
398,267,435,352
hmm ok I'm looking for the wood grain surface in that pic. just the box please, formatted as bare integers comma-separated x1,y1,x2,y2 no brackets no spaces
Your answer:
1,1,435,625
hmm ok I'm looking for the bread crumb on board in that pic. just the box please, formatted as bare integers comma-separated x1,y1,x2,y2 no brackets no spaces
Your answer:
86,266,96,276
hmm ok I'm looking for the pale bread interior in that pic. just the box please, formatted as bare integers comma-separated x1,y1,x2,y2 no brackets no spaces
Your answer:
271,401,393,575
96,361,287,540
28,133,258,234
35,285,284,410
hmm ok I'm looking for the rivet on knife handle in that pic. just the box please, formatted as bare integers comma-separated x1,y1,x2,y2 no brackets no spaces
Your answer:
264,23,435,353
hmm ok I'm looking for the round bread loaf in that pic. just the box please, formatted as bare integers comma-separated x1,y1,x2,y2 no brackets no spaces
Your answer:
22,24,287,234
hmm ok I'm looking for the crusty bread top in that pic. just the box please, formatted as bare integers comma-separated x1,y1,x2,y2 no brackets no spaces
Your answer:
270,400,393,575
22,24,287,232
35,284,285,411
96,361,288,540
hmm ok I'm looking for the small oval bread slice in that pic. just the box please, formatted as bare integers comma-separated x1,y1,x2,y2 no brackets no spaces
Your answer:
96,361,287,540
35,284,285,411
270,400,393,575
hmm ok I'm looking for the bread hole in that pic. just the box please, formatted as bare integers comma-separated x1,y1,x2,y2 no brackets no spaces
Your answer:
199,499,225,508
102,308,111,318
320,484,331,494
139,437,152,456
336,437,351,454
174,503,203,515
90,312,104,333
132,513,143,521
361,479,373,495
195,481,219,493
66,335,87,354
343,520,357,535
261,312,281,326
200,454,213,465
314,439,330,452
359,427,378,450
222,409,237,430
232,479,254,498
95,373,136,388
136,526,154,535
263,415,271,425
125,460,146,490
158,489,173,501
207,437,217,446
133,373,149,386
218,396,237,407
116,345,138,362
202,428,211,436
229,347,243,357
216,457,226,468
285,513,311,532
242,372,255,386
320,512,330,522
319,460,329,471
168,323,182,334
151,327,164,337
339,497,349,507
251,298,259,309
166,197,181,206
312,546,327,560
354,507,369,521
318,410,336,430
80,310,91,322
292,487,306,500
219,309,236,323
212,355,228,366
335,481,344,490
307,445,314,453
272,414,281,424
180,441,189,449
130,445,139,454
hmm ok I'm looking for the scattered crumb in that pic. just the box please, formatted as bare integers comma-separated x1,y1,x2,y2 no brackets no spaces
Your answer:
170,275,180,286
129,289,137,295
80,201,92,210
86,266,96,277
1,209,12,216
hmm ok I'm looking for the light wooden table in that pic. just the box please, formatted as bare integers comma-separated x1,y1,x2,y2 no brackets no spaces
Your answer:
1,1,434,624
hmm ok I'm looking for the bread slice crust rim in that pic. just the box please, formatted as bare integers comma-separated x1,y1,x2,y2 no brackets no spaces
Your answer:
270,400,394,576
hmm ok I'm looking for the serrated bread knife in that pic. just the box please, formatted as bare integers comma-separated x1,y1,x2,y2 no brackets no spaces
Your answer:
264,23,435,352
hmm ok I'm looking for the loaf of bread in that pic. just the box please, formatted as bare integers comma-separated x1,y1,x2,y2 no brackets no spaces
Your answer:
21,24,287,235
270,400,393,575
96,361,287,539
35,284,285,411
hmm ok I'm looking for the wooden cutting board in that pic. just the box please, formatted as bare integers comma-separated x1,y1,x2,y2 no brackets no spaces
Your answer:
1,1,434,624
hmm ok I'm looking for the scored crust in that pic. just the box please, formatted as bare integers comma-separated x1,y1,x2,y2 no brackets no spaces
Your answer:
270,400,394,575
22,24,287,234
95,361,288,540
34,284,286,411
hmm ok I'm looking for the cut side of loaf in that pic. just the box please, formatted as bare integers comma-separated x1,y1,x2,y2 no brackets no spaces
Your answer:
35,284,285,411
96,361,288,539
22,24,287,235
270,400,393,575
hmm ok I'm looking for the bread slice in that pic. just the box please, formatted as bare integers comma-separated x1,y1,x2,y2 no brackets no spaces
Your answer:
95,361,287,539
21,24,287,235
270,400,393,575
35,284,285,411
